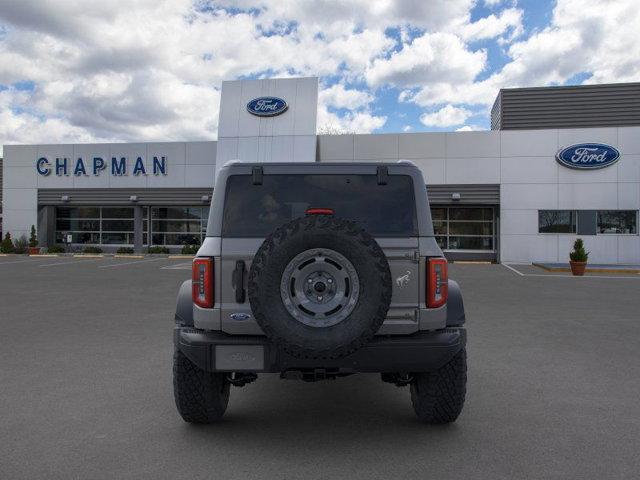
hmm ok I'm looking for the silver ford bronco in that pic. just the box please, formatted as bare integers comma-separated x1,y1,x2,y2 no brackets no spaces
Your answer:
173,161,467,424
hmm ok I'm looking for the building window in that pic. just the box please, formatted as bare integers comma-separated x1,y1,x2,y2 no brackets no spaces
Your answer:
55,206,139,245
597,210,638,234
538,210,577,233
150,206,209,246
431,207,494,251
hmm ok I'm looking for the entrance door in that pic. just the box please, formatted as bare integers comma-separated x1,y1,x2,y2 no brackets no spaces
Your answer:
431,206,497,261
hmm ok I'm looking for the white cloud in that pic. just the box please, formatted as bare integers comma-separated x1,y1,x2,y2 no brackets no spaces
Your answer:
0,0,638,148
319,84,373,110
420,105,472,127
458,7,523,42
366,32,486,88
402,125,413,132
456,125,484,131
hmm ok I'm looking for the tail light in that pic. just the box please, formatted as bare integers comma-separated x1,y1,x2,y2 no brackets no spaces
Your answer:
427,257,448,308
305,208,335,215
192,257,214,308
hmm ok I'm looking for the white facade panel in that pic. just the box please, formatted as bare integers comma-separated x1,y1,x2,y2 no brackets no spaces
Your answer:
317,135,354,160
354,134,398,160
618,127,640,155
4,167,36,189
617,182,640,209
446,131,500,158
558,128,619,149
558,163,618,183
409,158,446,184
184,164,216,188
500,129,559,157
501,234,559,263
500,210,540,235
502,184,558,210
558,183,618,209
3,144,38,167
398,133,446,159
618,236,640,263
185,141,216,165
445,157,500,184
501,156,558,184
617,154,640,183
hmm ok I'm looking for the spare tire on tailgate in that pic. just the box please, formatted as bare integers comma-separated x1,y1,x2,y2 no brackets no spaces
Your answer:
248,215,392,359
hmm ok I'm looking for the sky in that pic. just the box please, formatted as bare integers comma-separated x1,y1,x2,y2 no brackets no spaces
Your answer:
0,0,638,154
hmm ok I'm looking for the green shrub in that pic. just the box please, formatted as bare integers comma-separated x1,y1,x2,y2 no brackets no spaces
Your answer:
1,233,15,253
116,247,135,254
47,244,65,254
148,246,170,254
83,246,103,254
569,238,589,262
14,235,29,254
29,225,38,248
181,244,200,255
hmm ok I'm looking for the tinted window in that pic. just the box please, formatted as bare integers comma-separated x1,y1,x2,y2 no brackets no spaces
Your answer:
222,174,417,237
597,210,637,234
538,210,576,233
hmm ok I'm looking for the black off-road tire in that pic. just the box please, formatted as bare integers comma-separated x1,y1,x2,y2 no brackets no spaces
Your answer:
248,215,392,359
173,348,230,423
410,348,467,424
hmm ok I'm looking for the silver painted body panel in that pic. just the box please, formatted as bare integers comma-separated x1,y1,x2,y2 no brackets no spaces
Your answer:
194,162,448,333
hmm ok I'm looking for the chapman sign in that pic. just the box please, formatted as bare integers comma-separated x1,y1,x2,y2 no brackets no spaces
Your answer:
246,96,288,117
36,156,168,177
556,143,620,170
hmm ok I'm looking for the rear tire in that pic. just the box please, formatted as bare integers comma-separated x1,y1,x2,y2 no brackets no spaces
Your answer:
410,348,467,424
173,348,230,423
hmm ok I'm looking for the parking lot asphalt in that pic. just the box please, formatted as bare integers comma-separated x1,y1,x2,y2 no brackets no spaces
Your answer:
1,256,639,480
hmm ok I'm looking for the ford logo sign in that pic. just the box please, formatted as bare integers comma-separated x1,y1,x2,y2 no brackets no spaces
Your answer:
247,97,288,117
556,143,620,170
230,313,251,321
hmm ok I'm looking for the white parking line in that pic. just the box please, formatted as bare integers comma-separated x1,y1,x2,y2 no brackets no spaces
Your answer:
98,257,165,269
502,263,640,280
502,263,524,276
39,258,103,267
161,262,192,270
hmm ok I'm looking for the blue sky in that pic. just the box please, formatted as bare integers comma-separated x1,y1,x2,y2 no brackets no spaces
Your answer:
0,0,638,150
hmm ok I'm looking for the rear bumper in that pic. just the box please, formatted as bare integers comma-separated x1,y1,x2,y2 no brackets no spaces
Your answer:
174,327,466,374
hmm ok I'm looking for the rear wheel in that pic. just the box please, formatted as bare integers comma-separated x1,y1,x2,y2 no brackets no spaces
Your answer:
173,348,230,423
410,348,467,424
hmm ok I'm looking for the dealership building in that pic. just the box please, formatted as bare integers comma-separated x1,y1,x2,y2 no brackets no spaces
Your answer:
1,78,639,264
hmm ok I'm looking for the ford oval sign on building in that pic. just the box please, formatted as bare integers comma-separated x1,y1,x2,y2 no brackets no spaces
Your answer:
556,143,620,170
247,97,288,117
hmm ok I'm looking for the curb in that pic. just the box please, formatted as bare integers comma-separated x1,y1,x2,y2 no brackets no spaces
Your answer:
114,254,145,259
168,255,194,259
72,254,104,258
533,263,640,275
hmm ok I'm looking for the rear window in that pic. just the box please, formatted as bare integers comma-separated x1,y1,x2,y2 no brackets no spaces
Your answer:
222,174,418,237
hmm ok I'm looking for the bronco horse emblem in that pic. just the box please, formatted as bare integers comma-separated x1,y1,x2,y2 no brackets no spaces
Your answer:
396,270,411,288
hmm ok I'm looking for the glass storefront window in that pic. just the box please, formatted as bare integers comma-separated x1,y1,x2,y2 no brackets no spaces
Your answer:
597,210,638,234
431,207,495,251
55,206,135,245
149,206,209,246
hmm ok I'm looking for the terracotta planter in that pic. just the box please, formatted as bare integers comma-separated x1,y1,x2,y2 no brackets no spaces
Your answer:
28,247,40,255
569,261,587,276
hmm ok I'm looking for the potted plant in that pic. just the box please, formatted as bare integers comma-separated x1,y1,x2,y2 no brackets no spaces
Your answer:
28,225,40,254
569,238,589,276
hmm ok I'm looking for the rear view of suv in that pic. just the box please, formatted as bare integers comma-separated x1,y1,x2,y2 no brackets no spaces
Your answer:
173,162,467,424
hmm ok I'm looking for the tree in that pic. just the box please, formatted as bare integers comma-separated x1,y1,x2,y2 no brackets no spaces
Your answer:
29,225,38,248
1,232,15,253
